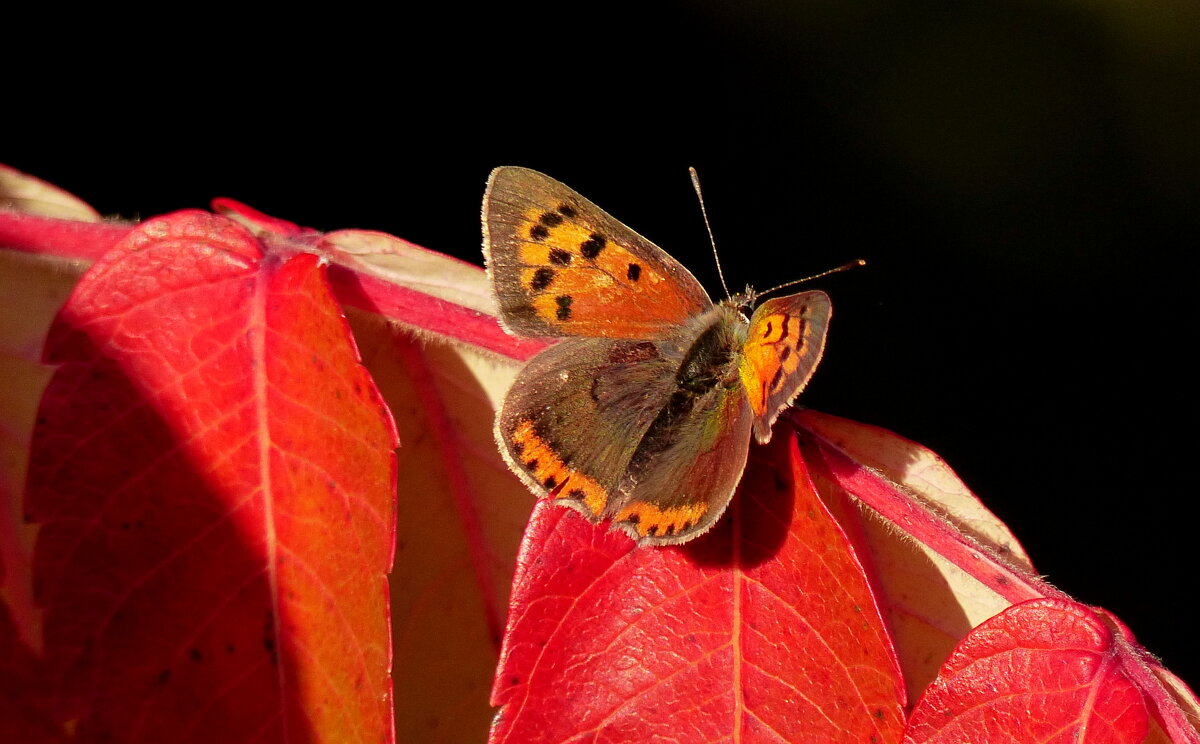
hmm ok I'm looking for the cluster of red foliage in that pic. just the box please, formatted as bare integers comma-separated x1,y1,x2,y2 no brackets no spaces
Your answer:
1,164,1194,742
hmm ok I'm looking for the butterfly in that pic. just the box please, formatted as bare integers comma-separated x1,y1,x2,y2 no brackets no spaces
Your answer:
483,167,832,545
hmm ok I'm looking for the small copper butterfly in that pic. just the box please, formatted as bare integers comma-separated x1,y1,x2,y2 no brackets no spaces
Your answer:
483,167,833,545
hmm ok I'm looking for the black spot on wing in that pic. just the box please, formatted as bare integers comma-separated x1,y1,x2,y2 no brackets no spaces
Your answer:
530,224,549,241
539,211,564,227
627,263,641,281
549,248,572,266
555,295,573,320
580,233,606,258
530,268,555,291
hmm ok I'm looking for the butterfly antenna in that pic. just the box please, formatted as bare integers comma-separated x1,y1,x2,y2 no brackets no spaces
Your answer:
757,258,867,300
689,167,733,300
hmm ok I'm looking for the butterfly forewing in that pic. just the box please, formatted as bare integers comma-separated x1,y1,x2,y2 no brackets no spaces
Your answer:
483,167,712,339
740,291,832,444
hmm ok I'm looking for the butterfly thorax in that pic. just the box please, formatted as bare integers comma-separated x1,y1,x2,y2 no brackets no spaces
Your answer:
627,304,749,471
674,303,750,394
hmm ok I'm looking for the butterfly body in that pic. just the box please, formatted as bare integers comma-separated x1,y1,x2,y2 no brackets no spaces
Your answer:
484,167,832,545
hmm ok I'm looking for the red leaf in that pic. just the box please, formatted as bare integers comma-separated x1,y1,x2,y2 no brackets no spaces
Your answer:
903,598,1149,744
490,430,906,744
25,212,397,742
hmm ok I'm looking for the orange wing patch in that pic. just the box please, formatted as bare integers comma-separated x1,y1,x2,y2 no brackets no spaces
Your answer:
510,420,608,516
740,310,815,417
737,291,831,444
512,205,705,336
614,502,709,541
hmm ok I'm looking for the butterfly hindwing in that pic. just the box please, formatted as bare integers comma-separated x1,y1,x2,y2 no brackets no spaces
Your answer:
593,306,754,544
483,167,712,339
608,376,753,545
739,290,832,444
496,336,682,521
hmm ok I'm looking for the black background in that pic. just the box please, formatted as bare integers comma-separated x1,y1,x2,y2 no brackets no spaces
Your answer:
10,2,1198,692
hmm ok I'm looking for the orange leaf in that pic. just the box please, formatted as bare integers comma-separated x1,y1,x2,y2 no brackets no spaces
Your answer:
25,212,397,742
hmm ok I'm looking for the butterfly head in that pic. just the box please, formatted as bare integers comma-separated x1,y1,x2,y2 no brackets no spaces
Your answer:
728,284,760,310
